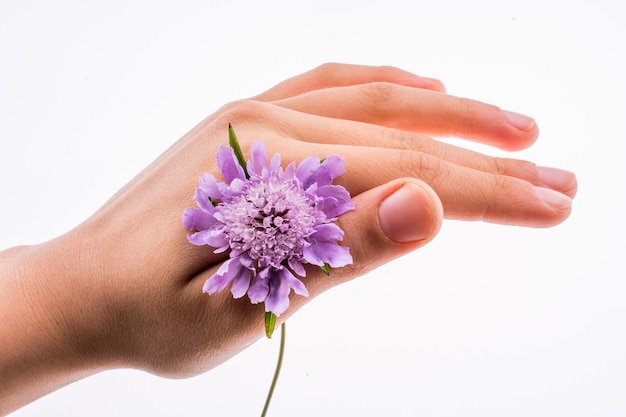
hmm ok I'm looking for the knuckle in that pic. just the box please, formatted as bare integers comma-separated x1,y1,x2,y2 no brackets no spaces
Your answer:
308,62,344,84
491,156,509,176
490,157,538,182
376,64,402,73
453,96,482,115
314,62,341,74
386,128,415,150
213,99,276,129
448,97,488,136
374,65,407,80
400,151,447,187
388,128,437,154
361,82,400,107
484,173,522,213
492,173,511,195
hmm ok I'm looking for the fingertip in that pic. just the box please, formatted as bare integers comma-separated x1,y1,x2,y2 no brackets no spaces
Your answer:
536,166,578,198
497,109,540,151
378,180,443,245
502,109,536,132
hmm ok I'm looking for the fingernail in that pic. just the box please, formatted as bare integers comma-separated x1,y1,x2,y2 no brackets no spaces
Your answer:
536,166,577,193
502,109,536,131
534,186,572,210
378,183,434,244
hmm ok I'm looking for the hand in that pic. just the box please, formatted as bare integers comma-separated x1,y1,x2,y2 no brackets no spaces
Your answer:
0,63,576,414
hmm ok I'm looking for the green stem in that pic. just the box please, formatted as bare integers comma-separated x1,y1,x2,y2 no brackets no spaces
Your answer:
260,322,286,417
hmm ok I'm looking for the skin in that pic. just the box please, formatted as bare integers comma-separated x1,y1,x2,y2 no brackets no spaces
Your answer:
0,63,576,414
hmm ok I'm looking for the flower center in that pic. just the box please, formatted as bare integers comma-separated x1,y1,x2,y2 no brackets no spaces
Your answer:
219,174,318,268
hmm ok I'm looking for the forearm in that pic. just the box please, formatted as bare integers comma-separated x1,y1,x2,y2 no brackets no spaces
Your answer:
0,243,106,415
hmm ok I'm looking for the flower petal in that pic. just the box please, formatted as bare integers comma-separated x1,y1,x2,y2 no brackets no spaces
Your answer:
264,269,291,316
316,185,355,218
183,207,216,232
312,223,344,241
283,268,309,297
229,177,246,193
217,145,246,182
303,240,352,268
315,155,347,186
247,141,268,177
322,199,356,219
198,173,224,201
248,268,270,304
203,257,249,295
269,152,281,173
188,229,214,246
288,258,306,277
204,227,229,249
297,155,347,189
295,156,321,187
231,267,252,299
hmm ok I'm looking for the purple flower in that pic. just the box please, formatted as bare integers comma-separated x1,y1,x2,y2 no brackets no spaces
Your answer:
183,141,354,317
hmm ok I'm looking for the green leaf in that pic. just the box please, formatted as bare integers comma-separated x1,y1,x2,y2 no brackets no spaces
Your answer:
228,123,249,179
320,263,330,276
265,311,277,338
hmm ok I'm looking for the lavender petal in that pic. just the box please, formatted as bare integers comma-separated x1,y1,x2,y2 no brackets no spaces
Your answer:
314,155,346,186
248,269,270,304
198,173,224,201
182,207,216,231
288,258,306,277
283,268,309,297
204,227,229,249
203,257,246,294
217,145,246,182
187,229,214,246
247,141,268,177
269,152,281,173
264,269,291,316
248,268,270,304
230,266,252,299
312,223,344,241
303,240,352,268
295,156,321,188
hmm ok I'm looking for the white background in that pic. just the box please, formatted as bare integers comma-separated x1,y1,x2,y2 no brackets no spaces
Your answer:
1,1,625,416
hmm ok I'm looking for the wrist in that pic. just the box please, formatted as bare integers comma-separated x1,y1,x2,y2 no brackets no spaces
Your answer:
0,240,113,414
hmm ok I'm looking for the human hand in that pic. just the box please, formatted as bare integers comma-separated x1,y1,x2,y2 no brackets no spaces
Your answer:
0,63,576,413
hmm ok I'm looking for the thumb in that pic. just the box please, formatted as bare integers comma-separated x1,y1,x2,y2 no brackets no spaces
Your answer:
375,179,443,247
306,178,443,294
